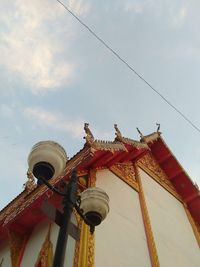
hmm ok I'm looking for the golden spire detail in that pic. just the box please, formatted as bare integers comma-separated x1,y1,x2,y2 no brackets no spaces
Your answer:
156,123,160,132
114,124,123,141
136,127,144,139
84,123,94,145
24,170,36,193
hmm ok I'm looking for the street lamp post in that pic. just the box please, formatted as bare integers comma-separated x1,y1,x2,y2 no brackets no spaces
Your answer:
28,140,109,267
36,170,109,267
51,170,78,267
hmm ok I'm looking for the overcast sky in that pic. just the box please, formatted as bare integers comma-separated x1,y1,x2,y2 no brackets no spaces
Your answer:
1,0,200,209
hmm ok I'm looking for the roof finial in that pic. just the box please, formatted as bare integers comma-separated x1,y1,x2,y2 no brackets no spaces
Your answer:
136,127,144,139
156,123,160,132
84,123,94,145
23,170,36,193
114,124,123,141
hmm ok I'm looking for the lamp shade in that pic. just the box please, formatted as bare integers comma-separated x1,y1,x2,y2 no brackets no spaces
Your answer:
28,140,67,182
80,187,109,226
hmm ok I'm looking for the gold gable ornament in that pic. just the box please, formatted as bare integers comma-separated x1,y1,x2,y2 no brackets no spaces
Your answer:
34,224,53,267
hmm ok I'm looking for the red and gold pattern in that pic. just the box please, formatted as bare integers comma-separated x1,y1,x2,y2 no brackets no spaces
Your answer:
137,153,182,201
136,166,160,267
9,230,29,267
110,162,139,191
34,224,53,267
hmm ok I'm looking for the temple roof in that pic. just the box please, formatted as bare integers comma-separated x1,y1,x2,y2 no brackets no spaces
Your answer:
0,124,199,241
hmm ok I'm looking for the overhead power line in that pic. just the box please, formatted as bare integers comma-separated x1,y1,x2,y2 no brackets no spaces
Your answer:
56,0,200,134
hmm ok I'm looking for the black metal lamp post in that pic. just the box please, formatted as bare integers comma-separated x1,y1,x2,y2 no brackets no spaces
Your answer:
28,140,109,267
35,170,109,267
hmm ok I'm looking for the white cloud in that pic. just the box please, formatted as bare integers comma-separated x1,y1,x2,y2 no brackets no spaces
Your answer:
68,0,90,16
124,1,189,27
24,106,85,138
24,106,115,141
0,0,90,94
172,6,187,26
124,0,146,14
0,104,15,119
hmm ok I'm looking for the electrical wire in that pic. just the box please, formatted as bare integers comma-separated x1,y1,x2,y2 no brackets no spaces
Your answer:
56,0,200,133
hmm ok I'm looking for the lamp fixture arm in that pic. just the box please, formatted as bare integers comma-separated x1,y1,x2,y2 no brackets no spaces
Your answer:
37,173,95,233
37,176,67,197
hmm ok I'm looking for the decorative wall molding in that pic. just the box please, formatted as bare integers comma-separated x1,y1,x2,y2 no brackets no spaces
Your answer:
89,169,97,187
34,223,53,267
184,206,200,248
137,153,182,202
8,230,29,267
73,170,95,267
110,162,139,192
138,153,170,184
136,166,160,267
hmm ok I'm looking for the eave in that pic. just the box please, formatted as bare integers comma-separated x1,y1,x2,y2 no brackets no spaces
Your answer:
143,132,200,224
0,139,149,241
0,125,199,241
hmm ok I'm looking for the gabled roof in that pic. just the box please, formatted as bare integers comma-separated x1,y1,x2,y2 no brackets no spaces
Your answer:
140,130,200,224
0,124,199,241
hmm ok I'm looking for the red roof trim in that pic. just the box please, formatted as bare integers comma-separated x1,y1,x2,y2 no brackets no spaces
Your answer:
145,134,200,224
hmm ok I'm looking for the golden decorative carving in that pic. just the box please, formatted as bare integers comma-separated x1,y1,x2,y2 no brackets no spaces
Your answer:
136,127,144,139
110,162,139,192
137,153,182,201
2,191,40,226
89,169,97,187
74,222,89,267
23,170,37,193
34,223,53,267
84,123,94,145
73,170,96,267
114,124,123,140
113,162,136,180
184,206,200,247
136,167,160,267
73,209,81,267
140,132,161,144
88,231,95,267
0,195,25,222
9,230,29,267
138,154,167,182
114,124,148,149
92,140,126,152
73,226,80,267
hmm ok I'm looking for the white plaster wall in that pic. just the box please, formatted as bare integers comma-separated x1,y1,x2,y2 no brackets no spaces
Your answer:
95,169,151,267
0,241,12,266
139,168,200,267
21,215,76,267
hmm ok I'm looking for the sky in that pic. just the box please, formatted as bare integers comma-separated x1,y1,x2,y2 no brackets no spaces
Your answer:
0,0,200,209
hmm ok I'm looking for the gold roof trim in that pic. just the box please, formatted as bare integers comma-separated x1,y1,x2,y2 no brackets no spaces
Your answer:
83,123,127,152
137,124,162,144
114,124,148,149
140,132,161,144
84,123,94,145
92,140,127,152
119,137,148,149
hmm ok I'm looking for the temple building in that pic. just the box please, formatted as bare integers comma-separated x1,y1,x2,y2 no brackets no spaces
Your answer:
0,124,200,267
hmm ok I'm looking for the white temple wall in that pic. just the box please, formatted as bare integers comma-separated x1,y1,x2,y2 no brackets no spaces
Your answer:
0,241,11,266
21,216,76,267
139,167,200,267
95,169,151,267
